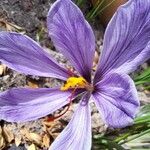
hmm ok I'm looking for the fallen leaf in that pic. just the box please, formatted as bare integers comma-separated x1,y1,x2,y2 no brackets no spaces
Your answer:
28,144,36,150
20,128,31,143
0,64,7,75
20,128,42,145
93,51,99,71
0,19,25,32
15,135,22,147
7,22,24,31
43,119,63,140
20,128,29,136
2,125,14,143
0,20,6,30
94,51,99,64
5,23,13,31
29,132,42,145
50,132,59,140
0,127,5,149
42,134,50,148
27,81,39,88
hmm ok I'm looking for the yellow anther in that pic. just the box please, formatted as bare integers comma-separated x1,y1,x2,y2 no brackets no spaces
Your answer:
61,77,87,91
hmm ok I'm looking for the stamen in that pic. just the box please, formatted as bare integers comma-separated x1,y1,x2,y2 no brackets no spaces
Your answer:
61,77,87,91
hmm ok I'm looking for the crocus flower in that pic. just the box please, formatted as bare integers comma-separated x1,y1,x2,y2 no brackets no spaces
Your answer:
0,0,150,149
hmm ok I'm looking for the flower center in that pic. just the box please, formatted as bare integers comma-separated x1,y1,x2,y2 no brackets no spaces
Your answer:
46,77,93,122
60,76,94,92
60,76,88,91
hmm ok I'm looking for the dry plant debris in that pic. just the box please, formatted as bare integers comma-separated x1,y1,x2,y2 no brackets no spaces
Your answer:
0,19,25,33
2,125,14,143
0,127,5,149
0,64,7,76
27,143,36,150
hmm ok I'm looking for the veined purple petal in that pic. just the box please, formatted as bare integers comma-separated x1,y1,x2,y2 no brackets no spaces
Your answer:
0,32,69,80
95,0,150,83
0,88,72,122
50,93,91,150
47,0,95,81
93,73,139,128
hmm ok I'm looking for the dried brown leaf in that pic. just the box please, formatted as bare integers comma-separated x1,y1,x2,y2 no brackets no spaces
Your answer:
2,125,14,143
0,19,25,32
0,137,5,150
94,51,99,64
43,120,63,139
0,64,7,75
0,127,5,149
0,19,14,31
7,22,24,31
20,129,42,145
42,134,50,148
5,23,13,31
15,135,22,147
20,128,31,143
27,81,39,88
29,132,42,145
0,20,6,30
20,128,29,136
28,143,36,150
93,51,99,71
50,132,59,140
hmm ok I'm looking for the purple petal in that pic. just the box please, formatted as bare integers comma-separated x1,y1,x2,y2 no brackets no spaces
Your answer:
93,73,140,128
0,32,69,80
50,93,91,150
95,0,150,83
47,0,95,81
0,88,72,122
